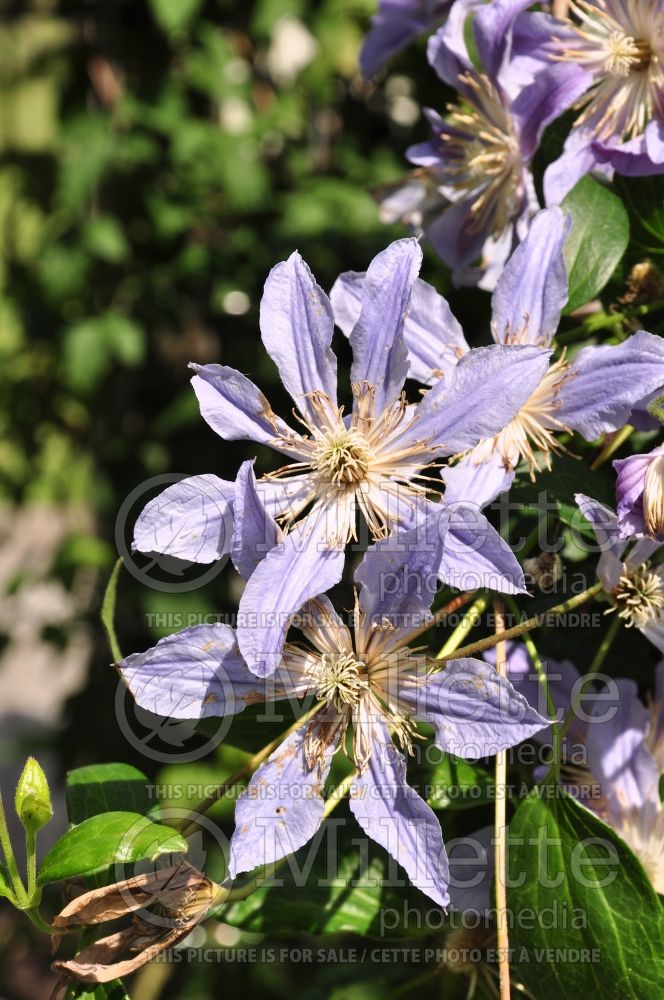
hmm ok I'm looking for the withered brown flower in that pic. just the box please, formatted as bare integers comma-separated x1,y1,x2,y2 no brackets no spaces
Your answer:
51,861,222,984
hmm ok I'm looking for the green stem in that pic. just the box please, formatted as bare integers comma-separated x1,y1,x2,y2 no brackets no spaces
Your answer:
429,582,603,668
25,830,38,904
435,594,488,659
101,557,124,663
0,791,27,907
556,298,664,345
590,424,634,470
516,619,561,781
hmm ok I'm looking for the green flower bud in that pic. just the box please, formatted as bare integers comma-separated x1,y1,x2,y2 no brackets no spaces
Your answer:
15,758,53,834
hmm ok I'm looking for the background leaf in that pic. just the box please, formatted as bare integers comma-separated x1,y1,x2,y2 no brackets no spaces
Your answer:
508,788,664,997
562,177,629,313
65,762,158,824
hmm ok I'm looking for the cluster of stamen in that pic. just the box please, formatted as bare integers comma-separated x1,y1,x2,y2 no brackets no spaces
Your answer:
441,74,522,237
313,428,371,487
556,0,663,139
313,652,370,711
606,563,664,629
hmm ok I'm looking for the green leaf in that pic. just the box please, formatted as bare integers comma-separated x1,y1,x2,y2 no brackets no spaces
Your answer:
83,216,129,264
508,788,664,997
38,811,187,885
65,763,156,824
149,0,203,35
562,176,629,313
224,817,432,938
66,982,130,1000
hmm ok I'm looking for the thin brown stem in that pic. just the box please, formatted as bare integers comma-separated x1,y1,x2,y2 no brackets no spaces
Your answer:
493,600,511,1000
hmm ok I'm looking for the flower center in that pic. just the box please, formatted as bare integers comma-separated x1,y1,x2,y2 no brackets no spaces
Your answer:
314,652,369,711
607,563,664,629
643,454,664,538
441,74,522,237
313,428,371,487
605,30,651,75
466,355,573,477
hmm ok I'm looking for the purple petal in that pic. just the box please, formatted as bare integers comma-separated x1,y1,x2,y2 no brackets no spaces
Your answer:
447,825,494,918
350,713,450,906
613,452,652,539
586,678,660,820
360,0,451,79
441,455,515,509
133,474,234,563
491,207,570,347
237,507,346,677
399,344,551,454
259,252,337,420
190,364,302,455
640,612,664,655
355,528,441,633
229,724,334,877
592,121,664,177
426,2,477,88
399,657,549,759
544,131,612,206
434,503,526,594
426,199,492,274
118,623,291,720
511,64,593,161
574,493,625,590
232,461,282,579
473,0,539,88
559,331,664,440
349,238,422,413
332,271,468,386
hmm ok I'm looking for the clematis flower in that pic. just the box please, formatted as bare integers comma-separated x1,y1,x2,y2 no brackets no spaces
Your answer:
333,207,664,508
133,238,550,676
381,0,589,287
360,0,452,79
503,643,664,894
576,492,664,652
51,862,218,985
511,0,664,202
614,444,664,540
118,532,548,907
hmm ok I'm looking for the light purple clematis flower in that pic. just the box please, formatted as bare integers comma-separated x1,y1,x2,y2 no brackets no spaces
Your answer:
511,0,664,202
501,642,664,893
576,492,664,652
614,444,664,540
134,238,549,677
333,207,664,508
360,0,452,79
118,534,548,907
381,0,589,287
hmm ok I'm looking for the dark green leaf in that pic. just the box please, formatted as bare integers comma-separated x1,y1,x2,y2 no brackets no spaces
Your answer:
562,177,629,313
38,811,186,885
149,0,203,35
65,763,157,824
508,788,664,997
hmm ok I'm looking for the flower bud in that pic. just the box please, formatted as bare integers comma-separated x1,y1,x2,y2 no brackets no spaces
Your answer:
643,454,664,539
15,757,53,834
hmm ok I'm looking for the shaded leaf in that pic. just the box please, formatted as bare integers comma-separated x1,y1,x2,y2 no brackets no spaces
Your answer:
562,177,629,313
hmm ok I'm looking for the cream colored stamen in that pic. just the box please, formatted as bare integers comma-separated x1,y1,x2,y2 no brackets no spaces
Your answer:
313,428,371,486
314,652,369,711
606,563,664,629
605,30,651,75
643,454,664,538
